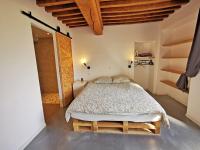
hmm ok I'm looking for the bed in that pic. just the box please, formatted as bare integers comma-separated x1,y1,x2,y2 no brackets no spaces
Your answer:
65,78,169,135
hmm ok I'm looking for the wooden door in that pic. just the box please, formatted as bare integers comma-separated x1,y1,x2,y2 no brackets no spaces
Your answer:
56,32,74,107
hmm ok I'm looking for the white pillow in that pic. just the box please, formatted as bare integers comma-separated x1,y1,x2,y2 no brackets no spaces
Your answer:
112,75,130,83
94,76,112,84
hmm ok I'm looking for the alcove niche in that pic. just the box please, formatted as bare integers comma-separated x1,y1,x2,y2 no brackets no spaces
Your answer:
134,41,156,93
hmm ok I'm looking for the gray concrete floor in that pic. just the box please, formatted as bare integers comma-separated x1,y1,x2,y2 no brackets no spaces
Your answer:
25,95,200,150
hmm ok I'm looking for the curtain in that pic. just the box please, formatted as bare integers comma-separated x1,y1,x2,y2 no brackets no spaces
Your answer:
176,9,200,92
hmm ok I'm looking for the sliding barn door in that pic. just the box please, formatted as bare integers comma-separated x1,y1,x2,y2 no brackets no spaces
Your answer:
56,32,74,107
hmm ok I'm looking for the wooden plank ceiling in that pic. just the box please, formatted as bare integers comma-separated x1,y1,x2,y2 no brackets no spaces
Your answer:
36,0,190,35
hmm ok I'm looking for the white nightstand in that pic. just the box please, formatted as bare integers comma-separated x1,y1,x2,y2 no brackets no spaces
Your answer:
73,80,88,98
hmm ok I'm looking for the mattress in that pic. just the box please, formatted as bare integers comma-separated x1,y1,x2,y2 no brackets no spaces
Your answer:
70,112,161,122
66,82,169,126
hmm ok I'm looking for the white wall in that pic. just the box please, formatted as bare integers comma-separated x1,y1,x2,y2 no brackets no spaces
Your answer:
71,23,160,82
0,0,69,149
186,73,200,126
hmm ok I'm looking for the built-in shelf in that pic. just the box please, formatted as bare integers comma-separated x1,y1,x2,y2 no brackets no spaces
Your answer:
135,56,154,59
160,80,189,93
162,56,188,59
161,67,183,74
161,80,177,88
162,39,193,47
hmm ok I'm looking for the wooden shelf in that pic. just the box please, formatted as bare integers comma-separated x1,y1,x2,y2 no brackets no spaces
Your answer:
160,80,189,93
135,56,154,59
162,56,188,59
162,39,193,47
160,80,177,89
161,68,183,74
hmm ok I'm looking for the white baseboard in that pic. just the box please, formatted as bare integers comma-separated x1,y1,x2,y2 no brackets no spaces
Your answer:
186,113,200,127
19,123,46,150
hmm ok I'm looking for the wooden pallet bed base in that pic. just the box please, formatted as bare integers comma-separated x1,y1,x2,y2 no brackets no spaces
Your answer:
72,118,161,135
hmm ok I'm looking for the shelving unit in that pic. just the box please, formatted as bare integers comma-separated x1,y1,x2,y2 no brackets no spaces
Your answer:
160,37,191,93
162,39,193,47
159,37,191,104
160,37,192,105
160,80,189,94
160,80,177,89
158,16,195,106
161,67,183,74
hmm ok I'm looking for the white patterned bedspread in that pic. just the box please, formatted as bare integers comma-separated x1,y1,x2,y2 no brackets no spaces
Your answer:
65,82,169,127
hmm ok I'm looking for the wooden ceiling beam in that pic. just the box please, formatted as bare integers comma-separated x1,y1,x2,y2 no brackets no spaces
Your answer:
57,14,83,20
74,0,103,35
36,0,74,7
102,6,179,15
52,5,179,18
100,0,171,8
66,22,87,26
104,19,163,26
100,0,116,2
101,0,189,13
103,12,173,19
37,0,189,30
104,20,163,24
103,14,169,21
45,3,77,12
103,16,166,23
102,8,176,17
63,20,86,24
69,24,88,28
68,22,88,27
52,9,81,17
62,18,85,23
67,22,87,25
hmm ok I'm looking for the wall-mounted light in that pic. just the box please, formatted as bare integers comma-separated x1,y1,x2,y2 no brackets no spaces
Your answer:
128,60,133,68
80,58,90,69
83,63,90,69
